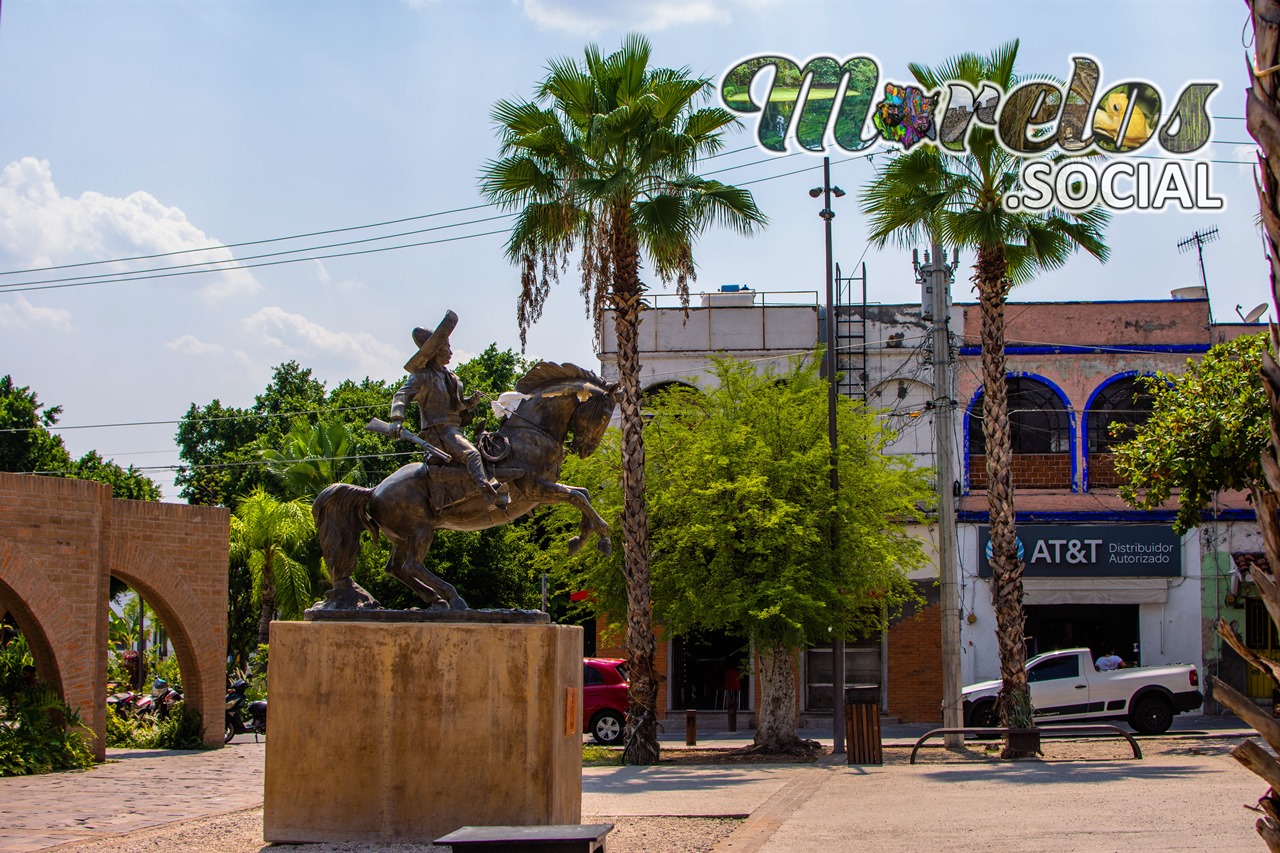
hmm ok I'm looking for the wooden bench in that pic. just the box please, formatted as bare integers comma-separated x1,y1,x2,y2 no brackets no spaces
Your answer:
434,823,614,852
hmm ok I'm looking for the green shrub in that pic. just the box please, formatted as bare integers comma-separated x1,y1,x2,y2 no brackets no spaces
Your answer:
105,703,204,750
0,639,94,776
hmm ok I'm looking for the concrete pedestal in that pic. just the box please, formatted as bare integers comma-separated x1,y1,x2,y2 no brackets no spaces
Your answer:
263,620,583,843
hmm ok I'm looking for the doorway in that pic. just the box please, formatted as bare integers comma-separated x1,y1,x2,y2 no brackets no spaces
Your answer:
670,629,750,711
1023,604,1140,665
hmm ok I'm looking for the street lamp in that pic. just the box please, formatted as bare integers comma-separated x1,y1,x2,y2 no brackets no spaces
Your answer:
811,156,846,754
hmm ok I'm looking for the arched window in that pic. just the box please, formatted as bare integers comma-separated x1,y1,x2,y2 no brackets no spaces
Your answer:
1085,374,1156,489
1086,375,1155,453
969,376,1071,456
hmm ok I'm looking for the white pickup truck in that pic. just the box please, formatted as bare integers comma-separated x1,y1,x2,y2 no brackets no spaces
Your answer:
961,648,1202,734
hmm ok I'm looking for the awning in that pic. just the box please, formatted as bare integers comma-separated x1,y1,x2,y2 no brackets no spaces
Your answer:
1021,577,1170,605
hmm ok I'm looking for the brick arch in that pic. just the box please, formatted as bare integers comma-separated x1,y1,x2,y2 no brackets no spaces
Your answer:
0,473,229,759
109,539,220,747
0,538,78,701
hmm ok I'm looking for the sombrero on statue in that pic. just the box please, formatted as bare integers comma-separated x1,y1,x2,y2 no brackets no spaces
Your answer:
405,310,458,372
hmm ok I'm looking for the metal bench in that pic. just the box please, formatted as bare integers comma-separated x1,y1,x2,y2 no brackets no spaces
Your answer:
435,823,614,852
908,725,1143,763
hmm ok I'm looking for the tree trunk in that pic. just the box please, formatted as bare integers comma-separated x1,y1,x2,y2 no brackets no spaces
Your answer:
258,551,275,647
1225,3,1280,847
752,639,817,754
974,245,1032,757
609,207,660,765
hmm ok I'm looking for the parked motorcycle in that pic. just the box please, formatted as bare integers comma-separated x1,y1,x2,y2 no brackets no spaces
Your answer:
224,680,267,743
149,679,184,721
106,689,140,718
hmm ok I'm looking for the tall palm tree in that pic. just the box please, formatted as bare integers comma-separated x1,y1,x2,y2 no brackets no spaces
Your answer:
230,488,319,645
859,40,1109,756
1212,5,1280,849
480,34,766,764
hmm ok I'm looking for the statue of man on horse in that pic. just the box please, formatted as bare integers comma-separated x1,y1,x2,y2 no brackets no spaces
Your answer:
386,310,509,507
312,311,620,612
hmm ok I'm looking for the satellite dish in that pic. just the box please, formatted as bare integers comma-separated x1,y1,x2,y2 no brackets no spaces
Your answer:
1238,303,1270,323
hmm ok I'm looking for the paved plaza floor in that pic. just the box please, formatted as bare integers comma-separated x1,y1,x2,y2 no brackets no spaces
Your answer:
0,717,1269,852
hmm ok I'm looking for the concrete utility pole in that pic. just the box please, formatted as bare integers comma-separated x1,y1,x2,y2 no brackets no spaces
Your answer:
926,241,964,749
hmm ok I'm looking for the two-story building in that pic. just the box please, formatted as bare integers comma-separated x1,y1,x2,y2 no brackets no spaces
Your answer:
595,283,1266,724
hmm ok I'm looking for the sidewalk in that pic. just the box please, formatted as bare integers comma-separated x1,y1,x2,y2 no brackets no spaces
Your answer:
0,713,1264,852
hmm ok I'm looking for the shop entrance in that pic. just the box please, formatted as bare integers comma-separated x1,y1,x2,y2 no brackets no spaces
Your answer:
1023,604,1140,665
670,629,750,711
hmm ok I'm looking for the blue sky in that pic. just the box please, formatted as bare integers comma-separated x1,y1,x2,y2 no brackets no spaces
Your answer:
0,0,1260,500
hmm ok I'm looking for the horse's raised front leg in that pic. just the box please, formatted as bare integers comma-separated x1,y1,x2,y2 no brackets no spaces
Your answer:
385,529,470,611
529,477,612,556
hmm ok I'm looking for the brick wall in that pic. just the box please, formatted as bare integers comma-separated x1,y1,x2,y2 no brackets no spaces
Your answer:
0,473,229,757
1087,453,1121,488
969,453,1072,490
887,601,943,723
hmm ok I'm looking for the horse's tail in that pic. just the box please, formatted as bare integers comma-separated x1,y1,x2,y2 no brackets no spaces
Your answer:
313,483,376,580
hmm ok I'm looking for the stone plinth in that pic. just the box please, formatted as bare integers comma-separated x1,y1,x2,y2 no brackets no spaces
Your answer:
263,620,583,843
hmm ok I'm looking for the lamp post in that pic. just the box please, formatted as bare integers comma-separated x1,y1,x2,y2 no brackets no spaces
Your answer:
811,156,846,753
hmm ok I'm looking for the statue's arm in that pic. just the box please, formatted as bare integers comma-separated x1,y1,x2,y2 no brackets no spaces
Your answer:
389,374,420,426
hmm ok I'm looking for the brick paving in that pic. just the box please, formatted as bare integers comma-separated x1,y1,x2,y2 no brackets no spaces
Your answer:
0,743,264,852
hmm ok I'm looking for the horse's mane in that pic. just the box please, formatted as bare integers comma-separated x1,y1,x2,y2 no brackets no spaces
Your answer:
515,361,609,394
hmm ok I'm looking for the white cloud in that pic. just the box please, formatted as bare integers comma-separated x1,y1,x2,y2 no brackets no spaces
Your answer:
0,157,259,303
166,334,226,356
0,294,72,331
514,0,776,34
241,307,402,377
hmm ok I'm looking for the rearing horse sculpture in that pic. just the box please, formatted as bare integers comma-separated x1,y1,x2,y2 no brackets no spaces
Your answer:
312,362,617,611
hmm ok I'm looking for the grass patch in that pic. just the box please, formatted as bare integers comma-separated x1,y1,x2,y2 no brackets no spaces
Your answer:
583,744,622,766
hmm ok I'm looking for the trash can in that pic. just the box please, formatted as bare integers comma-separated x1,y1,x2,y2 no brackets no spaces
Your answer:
844,684,882,765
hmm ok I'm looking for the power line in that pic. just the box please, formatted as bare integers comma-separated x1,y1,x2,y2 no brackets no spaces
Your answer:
0,203,499,278
0,212,517,292
0,227,512,295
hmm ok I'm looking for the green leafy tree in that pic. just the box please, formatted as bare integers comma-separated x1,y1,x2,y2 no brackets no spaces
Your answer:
1115,334,1270,533
67,451,160,501
0,376,159,499
176,361,327,506
0,375,68,473
229,489,320,644
859,40,1109,749
539,356,930,753
480,34,767,764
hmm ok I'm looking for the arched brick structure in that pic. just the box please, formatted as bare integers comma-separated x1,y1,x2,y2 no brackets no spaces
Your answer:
0,473,229,758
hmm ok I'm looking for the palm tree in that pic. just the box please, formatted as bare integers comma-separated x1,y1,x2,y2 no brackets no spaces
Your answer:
859,40,1109,756
480,34,766,764
1211,6,1280,849
230,488,319,645
260,420,364,500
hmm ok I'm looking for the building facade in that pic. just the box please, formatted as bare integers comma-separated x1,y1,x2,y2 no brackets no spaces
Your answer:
597,285,1265,724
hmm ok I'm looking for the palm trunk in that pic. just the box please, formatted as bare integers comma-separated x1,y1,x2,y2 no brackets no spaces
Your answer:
1215,4,1280,848
258,551,275,646
610,207,660,766
752,639,815,754
975,245,1032,757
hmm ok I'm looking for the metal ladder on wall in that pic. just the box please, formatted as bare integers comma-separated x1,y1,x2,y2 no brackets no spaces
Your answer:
834,262,868,402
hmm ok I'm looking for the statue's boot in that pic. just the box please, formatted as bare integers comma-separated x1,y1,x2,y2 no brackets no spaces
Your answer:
465,452,509,506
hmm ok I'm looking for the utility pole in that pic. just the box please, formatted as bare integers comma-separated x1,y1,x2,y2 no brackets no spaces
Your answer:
812,157,846,754
920,242,963,749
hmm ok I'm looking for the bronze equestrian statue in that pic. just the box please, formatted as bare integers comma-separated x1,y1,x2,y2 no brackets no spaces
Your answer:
312,311,618,611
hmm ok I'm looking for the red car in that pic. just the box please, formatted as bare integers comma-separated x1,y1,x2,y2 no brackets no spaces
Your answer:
583,658,628,745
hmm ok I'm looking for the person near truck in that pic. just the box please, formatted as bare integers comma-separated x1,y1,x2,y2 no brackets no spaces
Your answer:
1096,650,1125,671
